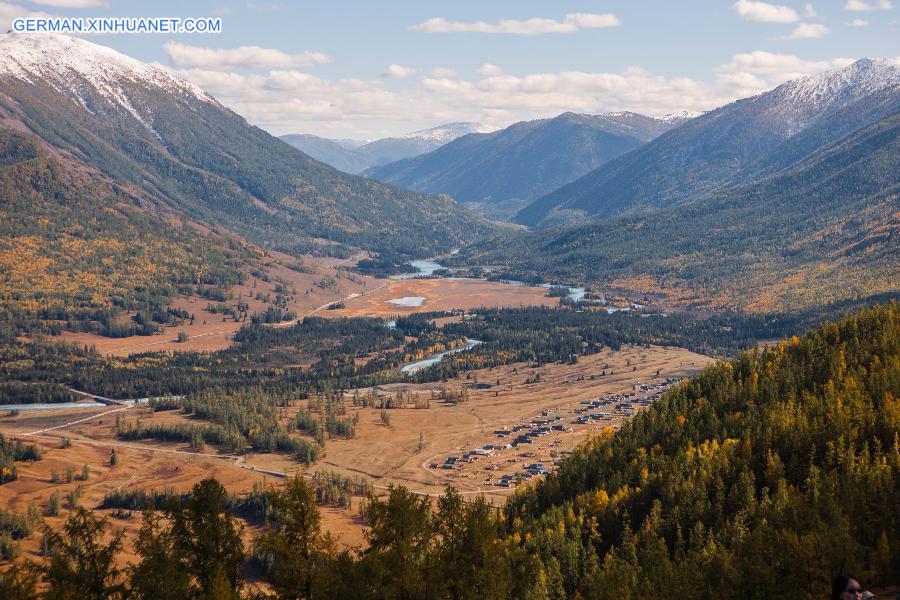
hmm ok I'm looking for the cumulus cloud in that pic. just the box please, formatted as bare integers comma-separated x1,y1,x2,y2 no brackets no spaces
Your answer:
383,64,417,78
718,51,852,74
162,51,858,139
848,17,870,24
844,0,892,9
163,42,332,70
783,22,831,38
478,63,504,76
0,1,52,29
732,0,800,22
716,51,853,95
409,13,620,34
803,3,818,16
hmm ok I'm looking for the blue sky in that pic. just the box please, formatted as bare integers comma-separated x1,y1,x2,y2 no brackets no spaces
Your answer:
4,1,898,138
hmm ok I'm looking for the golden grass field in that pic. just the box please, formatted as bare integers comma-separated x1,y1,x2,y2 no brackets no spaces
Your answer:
325,277,560,318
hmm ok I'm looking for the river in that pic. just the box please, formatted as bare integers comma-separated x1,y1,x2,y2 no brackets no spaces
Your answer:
400,339,483,374
0,401,106,412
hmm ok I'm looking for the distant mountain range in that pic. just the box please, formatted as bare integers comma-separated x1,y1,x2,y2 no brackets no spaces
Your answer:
1,32,896,323
0,33,493,259
460,58,900,311
517,58,900,227
365,112,685,220
280,122,493,174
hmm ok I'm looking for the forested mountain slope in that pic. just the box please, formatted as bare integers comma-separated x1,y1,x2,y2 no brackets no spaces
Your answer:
366,112,678,220
505,301,900,597
2,304,895,598
0,128,252,335
460,106,900,311
0,33,493,257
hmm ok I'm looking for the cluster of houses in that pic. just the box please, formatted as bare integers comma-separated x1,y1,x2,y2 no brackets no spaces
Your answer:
431,376,687,487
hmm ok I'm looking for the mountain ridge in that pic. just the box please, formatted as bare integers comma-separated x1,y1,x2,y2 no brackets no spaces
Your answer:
365,111,683,220
517,58,900,227
0,33,494,258
280,122,492,174
459,103,900,311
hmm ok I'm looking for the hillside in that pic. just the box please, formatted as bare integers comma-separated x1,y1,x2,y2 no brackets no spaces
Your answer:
0,33,494,258
366,112,678,220
518,58,900,227
0,128,253,335
459,106,900,311
503,301,900,596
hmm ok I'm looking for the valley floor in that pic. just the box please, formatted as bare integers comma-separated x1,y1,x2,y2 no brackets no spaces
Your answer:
0,343,712,559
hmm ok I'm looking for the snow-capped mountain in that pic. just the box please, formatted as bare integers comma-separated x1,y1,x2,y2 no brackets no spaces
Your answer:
0,32,493,256
518,58,900,227
659,110,703,123
0,33,210,110
281,122,494,173
399,122,494,142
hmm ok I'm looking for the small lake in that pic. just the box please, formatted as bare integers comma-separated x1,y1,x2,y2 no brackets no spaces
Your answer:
387,296,426,307
400,339,483,374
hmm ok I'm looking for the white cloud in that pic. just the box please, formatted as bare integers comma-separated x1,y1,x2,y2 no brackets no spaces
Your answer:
803,3,818,16
718,51,852,74
844,0,892,10
163,51,858,140
0,1,52,30
409,13,620,35
430,67,457,77
478,63,504,76
31,0,104,6
848,18,870,24
716,51,853,95
732,0,800,22
383,64,417,78
163,42,332,70
783,22,831,38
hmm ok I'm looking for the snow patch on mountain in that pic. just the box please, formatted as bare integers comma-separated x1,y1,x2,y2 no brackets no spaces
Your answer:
0,33,213,108
660,110,703,122
401,122,495,142
764,58,900,133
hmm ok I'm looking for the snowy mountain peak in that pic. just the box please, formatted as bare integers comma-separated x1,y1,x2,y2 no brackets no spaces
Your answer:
0,33,212,106
660,110,703,123
402,122,495,142
772,58,900,111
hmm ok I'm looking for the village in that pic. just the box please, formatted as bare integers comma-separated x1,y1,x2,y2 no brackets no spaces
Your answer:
425,377,686,491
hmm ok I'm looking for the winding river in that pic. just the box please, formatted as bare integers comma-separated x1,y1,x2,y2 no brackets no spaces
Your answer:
400,339,483,374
